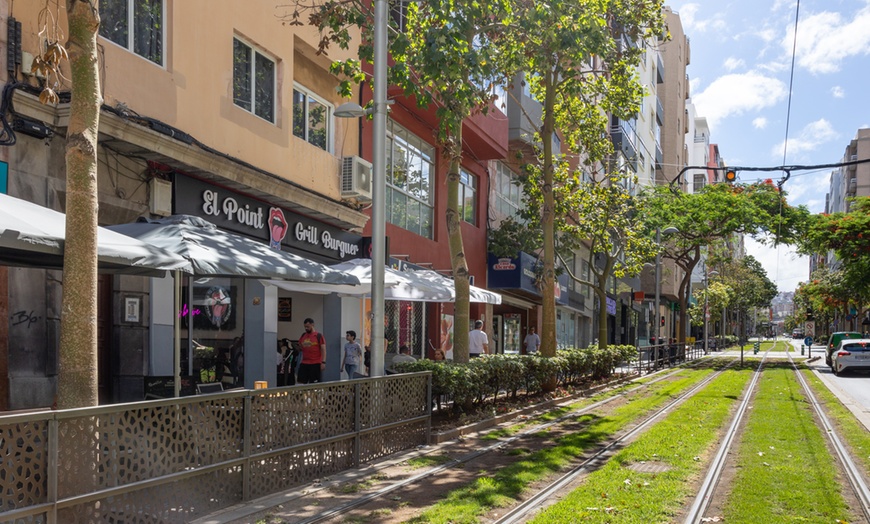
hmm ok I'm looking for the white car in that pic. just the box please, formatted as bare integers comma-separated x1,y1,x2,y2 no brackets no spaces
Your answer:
832,339,870,376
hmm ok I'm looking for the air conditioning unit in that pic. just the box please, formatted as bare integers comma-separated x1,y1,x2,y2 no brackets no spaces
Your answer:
149,178,172,216
341,156,373,201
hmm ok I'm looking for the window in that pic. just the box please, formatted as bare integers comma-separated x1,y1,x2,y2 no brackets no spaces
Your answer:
293,86,332,151
458,169,478,226
99,0,163,65
233,38,275,123
386,120,435,238
494,162,521,218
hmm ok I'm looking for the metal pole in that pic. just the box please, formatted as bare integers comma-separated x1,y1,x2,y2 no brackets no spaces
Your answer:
703,273,709,355
654,227,661,366
369,0,387,377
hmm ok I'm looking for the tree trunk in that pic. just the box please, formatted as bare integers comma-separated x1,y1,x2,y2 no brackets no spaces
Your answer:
596,288,608,350
540,74,557,358
57,0,102,409
445,136,470,363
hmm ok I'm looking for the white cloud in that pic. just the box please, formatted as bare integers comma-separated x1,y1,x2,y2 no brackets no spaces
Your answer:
753,117,768,129
831,86,845,98
745,238,810,293
689,77,701,95
784,5,870,74
677,3,727,33
770,119,839,158
693,72,788,128
723,57,745,71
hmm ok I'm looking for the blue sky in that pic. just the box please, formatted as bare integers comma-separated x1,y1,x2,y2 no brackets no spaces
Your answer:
669,0,870,291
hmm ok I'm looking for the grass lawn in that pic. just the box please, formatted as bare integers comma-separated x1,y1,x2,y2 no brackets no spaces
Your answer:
529,364,752,523
406,366,721,523
722,363,852,522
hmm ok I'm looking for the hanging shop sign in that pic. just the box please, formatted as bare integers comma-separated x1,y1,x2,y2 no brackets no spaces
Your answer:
174,175,362,261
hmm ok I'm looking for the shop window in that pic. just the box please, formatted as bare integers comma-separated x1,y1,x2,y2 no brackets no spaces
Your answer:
99,0,164,65
233,37,276,123
293,85,332,151
181,277,246,390
459,169,478,226
386,120,435,238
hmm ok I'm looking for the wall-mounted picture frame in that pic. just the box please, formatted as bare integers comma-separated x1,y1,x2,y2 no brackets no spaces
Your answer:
125,297,140,323
277,298,292,322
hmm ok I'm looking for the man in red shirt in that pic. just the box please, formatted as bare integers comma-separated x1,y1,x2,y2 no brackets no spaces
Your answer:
298,318,326,383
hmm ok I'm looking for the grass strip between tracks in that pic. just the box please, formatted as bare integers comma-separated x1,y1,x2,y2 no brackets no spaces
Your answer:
760,339,791,352
800,367,870,477
406,366,719,523
722,363,851,522
529,364,752,523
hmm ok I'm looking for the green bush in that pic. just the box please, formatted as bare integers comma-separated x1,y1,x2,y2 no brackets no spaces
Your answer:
393,344,633,412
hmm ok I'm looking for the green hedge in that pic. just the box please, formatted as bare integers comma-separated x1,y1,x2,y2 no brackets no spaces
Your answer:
393,345,636,410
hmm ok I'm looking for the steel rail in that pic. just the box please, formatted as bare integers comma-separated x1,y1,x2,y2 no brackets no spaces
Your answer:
788,354,870,521
293,362,714,524
493,361,736,524
683,351,768,523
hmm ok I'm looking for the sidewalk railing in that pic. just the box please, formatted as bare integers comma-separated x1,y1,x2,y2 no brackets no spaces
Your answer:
0,372,431,524
634,342,707,374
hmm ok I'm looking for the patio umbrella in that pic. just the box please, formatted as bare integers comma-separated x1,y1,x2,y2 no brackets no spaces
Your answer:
108,215,359,284
0,193,191,276
412,269,502,304
265,258,450,301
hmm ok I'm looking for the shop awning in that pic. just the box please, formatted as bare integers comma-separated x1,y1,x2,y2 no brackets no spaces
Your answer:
108,215,359,284
0,193,192,276
412,269,502,304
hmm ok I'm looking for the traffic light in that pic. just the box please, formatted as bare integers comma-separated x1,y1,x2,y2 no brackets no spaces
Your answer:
724,169,737,183
806,307,814,321
660,315,665,326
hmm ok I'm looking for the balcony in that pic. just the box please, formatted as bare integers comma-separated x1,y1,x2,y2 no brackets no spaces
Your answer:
610,122,638,169
848,177,857,195
655,141,663,170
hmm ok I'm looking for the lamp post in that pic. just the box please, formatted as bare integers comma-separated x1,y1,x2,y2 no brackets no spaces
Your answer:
334,0,388,376
654,226,679,365
703,265,718,355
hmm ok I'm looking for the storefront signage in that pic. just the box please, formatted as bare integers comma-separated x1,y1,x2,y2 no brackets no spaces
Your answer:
175,175,362,261
606,296,617,315
487,252,567,304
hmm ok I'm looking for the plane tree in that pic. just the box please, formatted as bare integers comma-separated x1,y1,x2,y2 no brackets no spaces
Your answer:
284,0,517,362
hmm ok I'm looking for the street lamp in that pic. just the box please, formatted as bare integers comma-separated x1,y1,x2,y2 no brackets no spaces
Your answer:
654,226,679,364
703,265,718,355
335,1,388,376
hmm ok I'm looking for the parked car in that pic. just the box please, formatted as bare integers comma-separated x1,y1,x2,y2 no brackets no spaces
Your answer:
825,332,864,367
832,339,870,376
792,329,804,339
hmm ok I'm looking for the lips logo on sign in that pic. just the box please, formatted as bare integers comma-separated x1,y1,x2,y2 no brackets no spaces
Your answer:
269,207,288,250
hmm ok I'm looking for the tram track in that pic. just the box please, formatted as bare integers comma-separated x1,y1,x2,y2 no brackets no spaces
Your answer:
492,359,738,524
275,361,722,524
683,348,870,523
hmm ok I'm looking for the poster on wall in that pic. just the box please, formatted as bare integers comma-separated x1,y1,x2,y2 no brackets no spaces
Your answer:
182,285,237,331
277,298,292,322
440,313,454,360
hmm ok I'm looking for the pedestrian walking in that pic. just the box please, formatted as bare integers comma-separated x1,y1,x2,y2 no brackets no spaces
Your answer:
469,320,489,357
341,330,363,379
524,326,540,354
298,318,326,384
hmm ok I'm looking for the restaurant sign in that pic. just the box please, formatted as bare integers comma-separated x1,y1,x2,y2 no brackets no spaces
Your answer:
174,175,362,261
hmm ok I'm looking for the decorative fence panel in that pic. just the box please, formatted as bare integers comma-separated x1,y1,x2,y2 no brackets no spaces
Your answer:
0,372,431,524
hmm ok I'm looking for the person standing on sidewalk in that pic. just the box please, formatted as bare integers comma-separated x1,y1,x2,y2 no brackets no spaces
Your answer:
524,326,540,354
341,330,362,379
298,318,326,383
469,320,489,358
